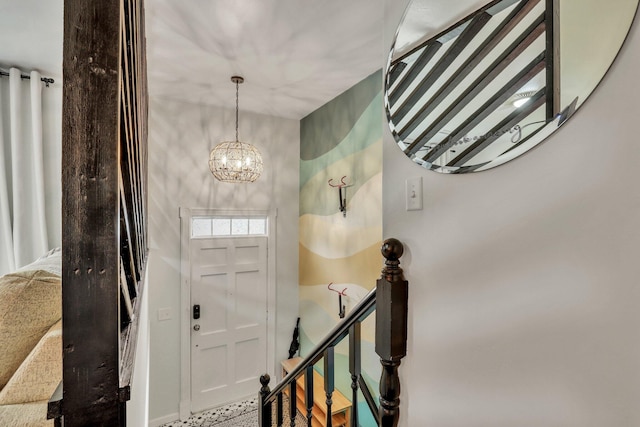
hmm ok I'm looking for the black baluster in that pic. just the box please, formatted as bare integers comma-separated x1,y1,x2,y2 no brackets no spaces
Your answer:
259,374,272,427
289,379,297,427
379,359,402,426
277,391,283,427
376,238,408,427
349,322,361,427
324,347,335,427
305,366,314,427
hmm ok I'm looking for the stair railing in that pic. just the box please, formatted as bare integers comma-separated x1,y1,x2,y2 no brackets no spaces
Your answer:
258,238,407,427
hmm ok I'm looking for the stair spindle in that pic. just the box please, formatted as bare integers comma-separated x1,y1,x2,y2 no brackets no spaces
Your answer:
305,366,314,427
323,346,335,427
289,379,297,427
276,391,283,426
259,374,272,427
257,238,407,427
348,322,361,427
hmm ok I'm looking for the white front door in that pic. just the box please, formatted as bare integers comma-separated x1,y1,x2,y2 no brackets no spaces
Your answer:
190,236,268,413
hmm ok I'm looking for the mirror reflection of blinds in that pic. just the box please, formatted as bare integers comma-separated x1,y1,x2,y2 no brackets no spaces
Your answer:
386,0,555,170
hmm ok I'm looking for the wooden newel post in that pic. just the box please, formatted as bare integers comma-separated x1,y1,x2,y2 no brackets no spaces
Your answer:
375,238,408,427
259,374,272,427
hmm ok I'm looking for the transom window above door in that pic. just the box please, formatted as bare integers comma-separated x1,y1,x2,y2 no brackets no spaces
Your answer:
191,216,268,238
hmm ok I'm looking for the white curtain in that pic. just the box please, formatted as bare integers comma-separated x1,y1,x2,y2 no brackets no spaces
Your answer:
0,67,49,275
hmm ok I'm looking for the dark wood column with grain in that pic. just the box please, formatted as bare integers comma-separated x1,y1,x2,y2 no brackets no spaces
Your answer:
54,0,148,425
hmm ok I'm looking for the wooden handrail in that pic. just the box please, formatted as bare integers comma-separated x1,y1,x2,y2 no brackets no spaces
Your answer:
259,238,407,427
264,287,376,403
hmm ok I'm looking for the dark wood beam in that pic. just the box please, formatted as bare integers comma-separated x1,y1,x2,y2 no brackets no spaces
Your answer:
61,0,122,425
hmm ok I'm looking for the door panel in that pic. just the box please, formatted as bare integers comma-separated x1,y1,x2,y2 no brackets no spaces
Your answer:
190,236,267,412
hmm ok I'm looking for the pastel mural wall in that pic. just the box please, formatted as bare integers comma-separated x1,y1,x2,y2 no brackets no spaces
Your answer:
299,70,382,426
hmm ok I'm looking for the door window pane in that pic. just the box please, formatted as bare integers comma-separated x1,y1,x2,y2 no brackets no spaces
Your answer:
192,218,212,237
212,219,231,236
249,218,266,235
192,216,267,238
231,218,249,235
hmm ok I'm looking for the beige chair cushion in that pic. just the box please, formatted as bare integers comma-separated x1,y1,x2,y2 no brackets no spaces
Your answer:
0,320,62,404
0,401,53,427
0,270,61,389
17,248,62,277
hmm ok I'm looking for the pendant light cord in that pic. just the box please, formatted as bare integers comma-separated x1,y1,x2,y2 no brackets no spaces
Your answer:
235,80,239,142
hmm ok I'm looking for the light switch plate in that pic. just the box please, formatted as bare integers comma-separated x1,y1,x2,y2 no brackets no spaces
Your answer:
406,177,423,211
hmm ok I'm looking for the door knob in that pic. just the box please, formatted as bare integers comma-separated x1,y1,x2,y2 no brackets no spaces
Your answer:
193,324,200,331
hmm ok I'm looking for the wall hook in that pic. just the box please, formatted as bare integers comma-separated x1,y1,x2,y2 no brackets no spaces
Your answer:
328,176,352,217
327,282,347,318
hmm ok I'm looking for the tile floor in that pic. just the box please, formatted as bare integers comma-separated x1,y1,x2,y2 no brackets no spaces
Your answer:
160,397,258,427
160,395,307,427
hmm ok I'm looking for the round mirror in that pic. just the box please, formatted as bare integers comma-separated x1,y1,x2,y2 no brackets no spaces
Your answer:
385,0,639,173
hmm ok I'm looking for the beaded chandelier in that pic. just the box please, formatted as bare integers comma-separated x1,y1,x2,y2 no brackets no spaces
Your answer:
209,76,263,183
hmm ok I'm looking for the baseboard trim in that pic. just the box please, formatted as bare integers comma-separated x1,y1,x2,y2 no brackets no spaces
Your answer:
179,400,190,421
149,412,179,427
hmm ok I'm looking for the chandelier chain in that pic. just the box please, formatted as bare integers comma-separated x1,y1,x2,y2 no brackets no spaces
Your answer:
235,79,239,142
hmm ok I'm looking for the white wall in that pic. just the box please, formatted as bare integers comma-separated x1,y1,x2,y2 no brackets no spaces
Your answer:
384,2,640,426
147,97,300,423
127,265,151,427
0,0,63,252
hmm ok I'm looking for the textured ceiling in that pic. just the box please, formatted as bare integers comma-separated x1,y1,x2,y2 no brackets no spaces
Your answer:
144,0,495,120
145,0,386,119
0,0,489,121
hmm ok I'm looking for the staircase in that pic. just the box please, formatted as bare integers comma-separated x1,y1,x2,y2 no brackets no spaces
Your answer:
258,238,408,427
